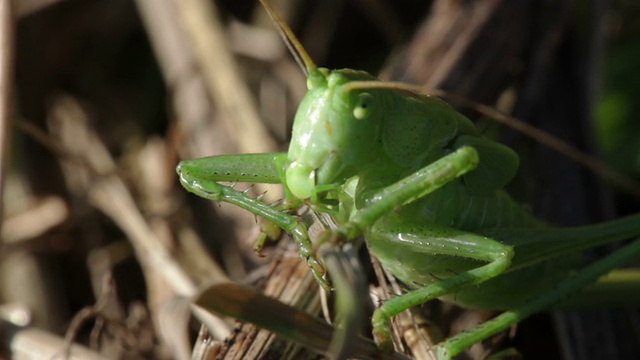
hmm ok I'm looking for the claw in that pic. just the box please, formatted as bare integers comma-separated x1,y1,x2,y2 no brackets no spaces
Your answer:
311,267,332,292
290,223,332,290
307,256,326,277
371,308,394,353
253,232,268,256
372,326,394,355
307,255,332,290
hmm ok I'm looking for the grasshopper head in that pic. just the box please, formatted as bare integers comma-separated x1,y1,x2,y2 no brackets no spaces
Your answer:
286,69,385,199
256,0,387,199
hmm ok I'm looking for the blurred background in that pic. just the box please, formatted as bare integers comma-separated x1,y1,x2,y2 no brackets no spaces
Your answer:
2,0,640,359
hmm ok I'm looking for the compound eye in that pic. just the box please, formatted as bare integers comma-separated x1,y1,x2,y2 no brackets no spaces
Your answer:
353,92,374,120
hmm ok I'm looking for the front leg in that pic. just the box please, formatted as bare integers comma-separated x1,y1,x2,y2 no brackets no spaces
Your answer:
177,153,330,289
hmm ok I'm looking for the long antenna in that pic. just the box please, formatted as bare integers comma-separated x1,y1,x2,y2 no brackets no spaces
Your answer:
258,0,317,77
344,81,640,197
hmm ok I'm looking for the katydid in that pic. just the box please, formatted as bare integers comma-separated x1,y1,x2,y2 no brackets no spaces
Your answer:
178,0,640,358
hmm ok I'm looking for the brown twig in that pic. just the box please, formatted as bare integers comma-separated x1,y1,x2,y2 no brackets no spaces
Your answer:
0,0,14,233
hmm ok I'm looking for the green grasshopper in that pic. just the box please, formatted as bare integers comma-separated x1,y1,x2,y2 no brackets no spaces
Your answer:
178,0,640,358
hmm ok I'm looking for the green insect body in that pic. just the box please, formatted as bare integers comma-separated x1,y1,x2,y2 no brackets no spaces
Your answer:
177,1,640,358
285,68,547,305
